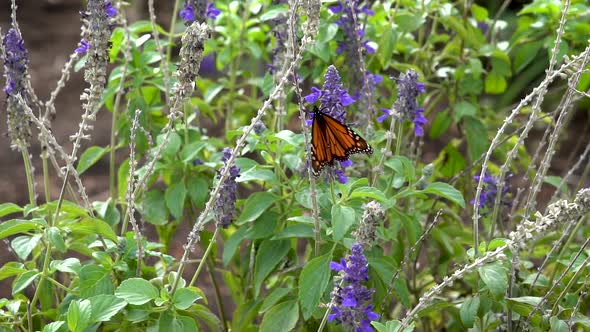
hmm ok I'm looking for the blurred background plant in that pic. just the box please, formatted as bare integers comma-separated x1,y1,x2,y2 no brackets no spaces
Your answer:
0,0,589,331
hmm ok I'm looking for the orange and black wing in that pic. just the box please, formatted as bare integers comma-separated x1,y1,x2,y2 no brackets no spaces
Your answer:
310,110,373,176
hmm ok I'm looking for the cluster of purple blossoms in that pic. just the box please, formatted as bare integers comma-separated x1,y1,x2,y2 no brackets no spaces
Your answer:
179,1,221,23
75,1,117,55
329,243,378,332
329,1,376,55
214,148,240,228
471,172,511,210
2,28,32,149
379,69,426,136
304,65,355,123
2,28,29,96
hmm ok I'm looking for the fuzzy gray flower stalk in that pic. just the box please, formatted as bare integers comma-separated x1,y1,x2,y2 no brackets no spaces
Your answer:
400,188,590,329
353,201,383,249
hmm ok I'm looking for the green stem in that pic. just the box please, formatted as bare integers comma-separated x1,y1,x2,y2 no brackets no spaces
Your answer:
42,152,51,203
21,147,36,207
188,228,219,289
167,0,182,62
394,120,403,156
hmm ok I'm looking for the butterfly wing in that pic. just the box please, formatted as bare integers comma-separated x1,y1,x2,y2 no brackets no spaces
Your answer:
310,110,372,176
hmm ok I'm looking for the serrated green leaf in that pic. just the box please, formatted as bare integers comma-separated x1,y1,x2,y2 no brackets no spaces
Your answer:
460,296,480,328
237,192,277,224
68,218,117,242
173,287,202,310
48,227,67,253
299,253,331,319
115,278,158,305
550,317,568,332
260,300,299,332
42,321,65,332
80,265,113,298
422,182,465,208
332,204,355,241
463,116,488,162
165,181,187,220
88,294,127,322
0,203,22,218
50,258,81,274
11,234,41,260
0,218,46,239
143,190,168,225
485,70,507,94
254,240,290,297
260,288,292,313
0,262,25,281
12,270,39,295
478,261,508,299
76,146,107,174
67,299,92,332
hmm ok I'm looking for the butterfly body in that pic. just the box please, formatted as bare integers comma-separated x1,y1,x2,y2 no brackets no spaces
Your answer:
310,107,373,176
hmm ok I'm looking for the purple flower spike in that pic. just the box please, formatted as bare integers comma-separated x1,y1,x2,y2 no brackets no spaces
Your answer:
179,3,195,22
381,69,426,136
329,243,378,331
377,108,393,123
104,1,117,17
75,39,90,54
206,2,221,20
471,172,511,210
214,148,240,228
340,160,353,168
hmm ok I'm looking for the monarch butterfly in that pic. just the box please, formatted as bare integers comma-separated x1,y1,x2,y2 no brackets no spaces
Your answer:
310,107,373,176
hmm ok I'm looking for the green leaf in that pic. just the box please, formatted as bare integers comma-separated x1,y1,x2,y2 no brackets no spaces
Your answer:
117,159,130,201
299,253,331,319
173,287,202,310
0,262,25,281
513,40,544,73
463,116,488,161
349,187,387,201
454,101,477,122
69,218,118,242
260,288,292,313
67,299,92,332
143,190,168,225
506,296,543,325
76,146,107,174
48,226,67,253
0,203,22,218
115,278,158,305
421,182,465,208
157,132,182,159
187,177,209,209
191,304,223,332
42,321,65,332
11,234,41,260
550,317,568,332
80,265,113,298
165,181,187,220
0,218,46,239
272,224,314,240
332,204,356,241
478,261,508,299
50,258,81,274
254,240,291,297
237,167,277,183
260,300,299,332
12,270,39,294
460,296,480,328
485,70,507,94
181,141,207,163
223,226,249,266
259,5,289,21
237,192,277,224
429,110,452,139
471,4,488,21
544,176,567,194
396,11,425,32
88,294,127,322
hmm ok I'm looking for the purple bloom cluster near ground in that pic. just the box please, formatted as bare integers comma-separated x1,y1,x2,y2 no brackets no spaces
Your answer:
329,243,378,331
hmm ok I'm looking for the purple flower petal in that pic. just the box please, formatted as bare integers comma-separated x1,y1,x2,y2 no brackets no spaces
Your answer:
179,3,195,21
340,160,353,168
75,40,90,54
304,86,322,104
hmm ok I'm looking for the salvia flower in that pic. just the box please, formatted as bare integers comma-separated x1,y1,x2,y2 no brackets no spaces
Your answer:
104,1,118,17
206,2,221,20
471,172,511,210
214,148,240,228
179,3,196,22
2,28,32,149
75,39,90,54
329,243,378,331
379,69,426,137
304,65,355,123
329,1,375,55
